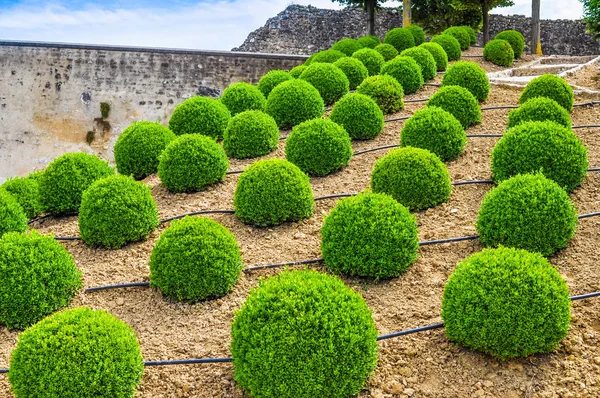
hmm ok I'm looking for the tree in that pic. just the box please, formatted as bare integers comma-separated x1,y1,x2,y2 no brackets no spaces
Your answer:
451,0,514,44
412,0,483,35
331,0,393,35
580,0,600,39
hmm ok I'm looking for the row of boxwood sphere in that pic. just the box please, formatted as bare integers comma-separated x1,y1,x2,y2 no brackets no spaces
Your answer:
484,29,526,66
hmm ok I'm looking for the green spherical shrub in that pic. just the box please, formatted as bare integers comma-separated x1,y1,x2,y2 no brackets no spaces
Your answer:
401,106,467,161
357,35,381,49
374,43,399,61
442,61,490,102
381,56,424,95
285,119,352,176
221,82,267,116
168,96,231,139
39,152,114,216
331,38,363,56
265,79,325,130
460,25,477,45
0,231,81,330
158,134,229,193
406,25,425,45
431,35,462,61
306,49,347,65
257,70,293,98
495,29,525,58
150,216,242,302
289,64,308,78
484,39,514,67
507,97,572,129
1,174,42,219
299,63,350,106
0,191,28,238
234,159,314,226
223,110,279,159
79,175,159,249
231,269,378,398
427,85,481,128
356,75,405,114
400,47,437,81
321,191,419,278
442,247,570,359
491,121,588,192
9,307,143,398
419,42,448,72
520,74,574,111
443,26,470,50
384,27,416,52
476,173,577,256
371,147,452,210
333,57,369,90
114,121,176,180
330,93,385,140
352,48,386,76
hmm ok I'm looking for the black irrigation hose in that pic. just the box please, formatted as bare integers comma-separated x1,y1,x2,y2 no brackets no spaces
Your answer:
377,323,445,341
578,212,600,220
466,133,503,138
462,55,484,58
588,167,600,172
383,116,411,123
573,101,600,107
451,180,494,186
85,282,150,293
144,358,233,367
424,83,441,87
243,257,324,272
314,193,358,201
405,98,430,103
573,124,600,129
419,235,480,246
480,105,519,111
54,236,82,241
353,144,401,156
160,210,235,224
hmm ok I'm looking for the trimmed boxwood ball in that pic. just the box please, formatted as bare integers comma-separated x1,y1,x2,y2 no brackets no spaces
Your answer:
223,110,279,159
114,121,176,180
443,26,470,50
257,70,293,98
495,29,525,58
330,93,385,139
168,96,231,139
79,175,159,249
381,56,424,94
491,121,588,192
484,39,514,67
158,134,229,193
352,48,386,76
400,47,437,81
0,190,27,238
1,174,42,219
150,216,242,302
234,159,314,226
401,106,467,161
476,173,577,256
442,61,490,102
0,230,81,330
331,38,363,56
220,82,266,116
299,62,349,105
427,85,481,128
334,57,369,90
306,49,347,65
442,247,570,359
321,191,419,278
507,97,572,129
356,75,405,114
371,147,452,210
265,79,325,129
231,269,378,398
289,64,307,78
520,74,574,111
460,25,477,45
374,43,398,61
357,35,381,49
406,25,425,45
384,27,416,52
39,152,114,215
431,34,462,61
9,307,143,398
285,118,352,176
420,42,448,72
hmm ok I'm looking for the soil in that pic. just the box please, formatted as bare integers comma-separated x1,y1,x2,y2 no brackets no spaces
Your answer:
2,48,600,398
565,63,600,92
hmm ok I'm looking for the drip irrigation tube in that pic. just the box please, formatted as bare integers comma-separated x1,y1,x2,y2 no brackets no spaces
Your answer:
451,180,494,186
480,105,519,111
160,210,235,224
424,83,441,87
314,193,357,201
578,212,600,219
85,282,150,293
573,124,600,129
144,358,233,367
377,323,445,341
573,101,600,107
243,257,324,272
54,236,82,241
383,116,411,123
405,98,429,103
353,144,401,156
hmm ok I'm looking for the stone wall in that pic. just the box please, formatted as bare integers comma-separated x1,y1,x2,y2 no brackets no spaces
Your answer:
234,5,600,56
0,41,306,181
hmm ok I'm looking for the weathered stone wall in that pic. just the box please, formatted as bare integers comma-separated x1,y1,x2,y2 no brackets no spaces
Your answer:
234,5,600,56
0,41,306,181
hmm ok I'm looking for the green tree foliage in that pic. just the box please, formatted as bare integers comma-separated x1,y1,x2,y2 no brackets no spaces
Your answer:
330,0,393,35
411,0,482,34
580,0,600,39
451,0,514,44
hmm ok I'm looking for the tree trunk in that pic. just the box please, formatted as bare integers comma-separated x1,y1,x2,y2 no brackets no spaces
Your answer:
531,0,542,54
403,0,412,27
482,0,490,45
366,0,376,36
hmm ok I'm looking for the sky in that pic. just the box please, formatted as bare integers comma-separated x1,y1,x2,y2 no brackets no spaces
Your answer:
0,0,585,51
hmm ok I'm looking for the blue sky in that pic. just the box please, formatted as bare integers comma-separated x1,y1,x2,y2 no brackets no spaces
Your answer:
0,0,585,50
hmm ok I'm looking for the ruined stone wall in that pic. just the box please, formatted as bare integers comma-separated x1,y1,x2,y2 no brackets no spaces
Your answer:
0,41,306,181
